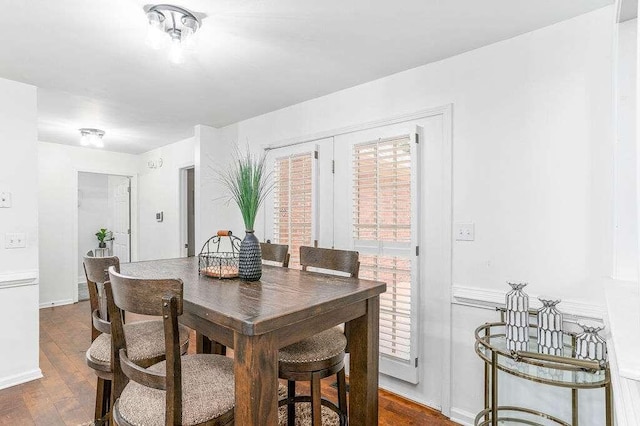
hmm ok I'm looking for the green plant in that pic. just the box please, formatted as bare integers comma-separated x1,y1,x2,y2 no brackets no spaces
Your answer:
218,147,273,230
95,228,108,243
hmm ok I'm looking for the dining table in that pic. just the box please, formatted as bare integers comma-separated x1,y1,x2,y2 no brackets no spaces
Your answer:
120,257,386,425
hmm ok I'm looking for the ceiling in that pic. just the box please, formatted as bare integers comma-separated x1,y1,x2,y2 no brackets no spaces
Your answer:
1,0,612,154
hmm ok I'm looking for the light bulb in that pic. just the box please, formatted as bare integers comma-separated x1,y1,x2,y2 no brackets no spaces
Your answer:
146,10,166,50
93,137,104,148
169,35,184,64
80,134,89,146
181,16,199,50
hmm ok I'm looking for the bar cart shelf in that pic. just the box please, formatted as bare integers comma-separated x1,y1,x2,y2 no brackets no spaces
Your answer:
474,309,612,426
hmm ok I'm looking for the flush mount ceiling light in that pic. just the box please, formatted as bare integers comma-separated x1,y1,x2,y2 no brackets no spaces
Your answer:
79,128,105,148
145,4,202,64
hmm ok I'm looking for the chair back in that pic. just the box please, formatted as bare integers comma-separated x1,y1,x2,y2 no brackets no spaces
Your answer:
83,251,120,340
299,246,360,278
107,268,183,317
106,268,184,424
261,242,290,267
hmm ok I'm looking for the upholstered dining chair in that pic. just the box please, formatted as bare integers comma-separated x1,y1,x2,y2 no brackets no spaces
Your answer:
83,252,190,424
278,246,360,426
107,268,235,426
260,241,290,267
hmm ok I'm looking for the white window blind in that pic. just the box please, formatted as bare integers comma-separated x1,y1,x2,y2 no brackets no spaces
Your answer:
352,134,420,383
273,152,314,268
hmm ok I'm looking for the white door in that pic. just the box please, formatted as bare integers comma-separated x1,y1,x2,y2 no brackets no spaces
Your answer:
334,122,421,384
109,176,131,262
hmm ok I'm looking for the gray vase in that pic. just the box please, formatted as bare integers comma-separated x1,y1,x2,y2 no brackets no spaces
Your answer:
537,297,563,356
505,282,530,351
239,230,262,281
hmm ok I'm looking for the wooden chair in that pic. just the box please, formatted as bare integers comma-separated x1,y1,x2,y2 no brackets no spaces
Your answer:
261,241,290,267
107,268,235,426
278,246,359,426
83,252,190,424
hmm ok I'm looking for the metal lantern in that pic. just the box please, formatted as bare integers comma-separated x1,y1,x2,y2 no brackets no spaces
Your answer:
575,321,607,363
537,297,564,356
505,282,530,351
198,231,241,279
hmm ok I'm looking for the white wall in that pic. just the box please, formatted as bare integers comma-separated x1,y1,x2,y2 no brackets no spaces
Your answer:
77,172,109,281
197,7,614,424
138,137,195,260
0,78,41,389
614,19,638,281
38,142,139,306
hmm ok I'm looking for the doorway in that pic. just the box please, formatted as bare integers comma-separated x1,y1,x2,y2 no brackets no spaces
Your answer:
77,172,131,300
180,166,196,257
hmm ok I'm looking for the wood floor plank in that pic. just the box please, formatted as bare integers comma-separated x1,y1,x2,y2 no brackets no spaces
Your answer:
0,300,459,426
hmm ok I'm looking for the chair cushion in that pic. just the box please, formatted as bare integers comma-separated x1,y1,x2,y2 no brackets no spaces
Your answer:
117,354,235,426
279,326,347,364
87,320,190,366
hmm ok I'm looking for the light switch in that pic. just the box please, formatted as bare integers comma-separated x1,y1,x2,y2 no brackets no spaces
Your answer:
5,233,26,249
455,223,475,241
0,192,11,208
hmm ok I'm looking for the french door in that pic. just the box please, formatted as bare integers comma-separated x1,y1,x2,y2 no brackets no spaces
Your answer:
333,122,421,384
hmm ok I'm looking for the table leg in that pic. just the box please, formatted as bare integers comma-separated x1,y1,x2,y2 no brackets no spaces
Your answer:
234,332,279,425
195,332,212,354
348,296,380,426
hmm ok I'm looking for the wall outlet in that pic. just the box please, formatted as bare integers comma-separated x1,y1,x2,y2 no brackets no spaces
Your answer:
0,192,11,208
455,223,475,241
5,233,26,249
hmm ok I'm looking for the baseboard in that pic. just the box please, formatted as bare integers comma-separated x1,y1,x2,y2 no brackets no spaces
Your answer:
0,368,43,390
449,407,475,426
39,299,74,309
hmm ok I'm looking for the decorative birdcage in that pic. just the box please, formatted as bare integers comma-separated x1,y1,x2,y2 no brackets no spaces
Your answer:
198,231,241,279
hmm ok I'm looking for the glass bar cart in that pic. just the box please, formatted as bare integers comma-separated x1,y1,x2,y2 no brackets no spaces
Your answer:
474,308,612,425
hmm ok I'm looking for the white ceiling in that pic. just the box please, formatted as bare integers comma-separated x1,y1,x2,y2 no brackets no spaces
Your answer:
1,0,612,154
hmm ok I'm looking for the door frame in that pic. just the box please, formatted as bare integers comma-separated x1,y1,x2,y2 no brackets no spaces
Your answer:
73,169,138,303
179,164,196,257
261,104,453,415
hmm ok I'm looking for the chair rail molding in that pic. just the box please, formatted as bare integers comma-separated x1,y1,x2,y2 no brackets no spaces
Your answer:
451,284,604,321
0,270,39,290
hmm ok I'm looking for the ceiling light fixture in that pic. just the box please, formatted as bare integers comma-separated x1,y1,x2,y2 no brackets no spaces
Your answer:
79,128,105,148
145,4,202,64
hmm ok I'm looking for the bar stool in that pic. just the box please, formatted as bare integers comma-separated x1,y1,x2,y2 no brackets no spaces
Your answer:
261,241,290,267
278,246,359,426
107,268,235,426
83,252,190,423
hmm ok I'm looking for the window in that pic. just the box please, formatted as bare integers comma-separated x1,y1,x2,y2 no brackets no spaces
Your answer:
352,134,420,383
273,152,314,268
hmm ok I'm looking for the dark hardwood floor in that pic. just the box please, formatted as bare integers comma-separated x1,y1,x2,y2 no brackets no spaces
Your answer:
0,301,457,425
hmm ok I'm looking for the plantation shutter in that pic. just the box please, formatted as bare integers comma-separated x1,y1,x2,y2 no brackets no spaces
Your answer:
273,152,316,268
352,133,420,383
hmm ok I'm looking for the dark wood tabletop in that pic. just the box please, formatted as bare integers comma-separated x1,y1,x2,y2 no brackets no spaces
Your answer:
120,257,386,425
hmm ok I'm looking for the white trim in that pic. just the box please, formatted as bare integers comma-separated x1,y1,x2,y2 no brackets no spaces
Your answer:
0,270,38,289
73,169,139,303
604,280,640,380
449,407,475,426
39,299,74,309
263,105,454,151
451,284,604,321
0,369,43,390
178,164,195,258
